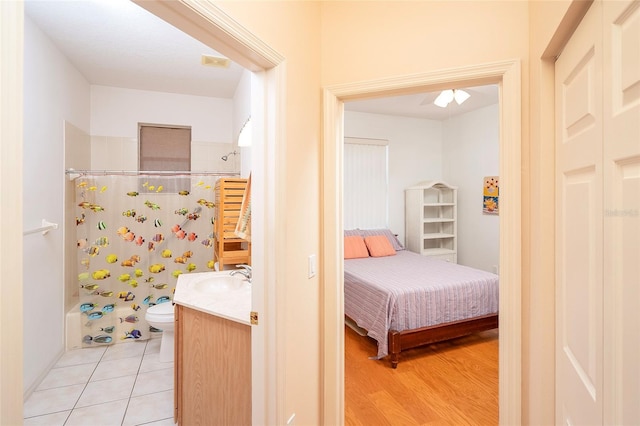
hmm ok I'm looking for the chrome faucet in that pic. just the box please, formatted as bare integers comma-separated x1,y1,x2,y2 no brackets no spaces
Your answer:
230,264,252,283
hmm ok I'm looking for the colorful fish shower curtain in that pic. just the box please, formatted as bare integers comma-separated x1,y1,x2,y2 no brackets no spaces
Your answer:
76,174,227,346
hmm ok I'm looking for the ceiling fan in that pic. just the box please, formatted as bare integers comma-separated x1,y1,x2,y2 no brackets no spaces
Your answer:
433,89,471,108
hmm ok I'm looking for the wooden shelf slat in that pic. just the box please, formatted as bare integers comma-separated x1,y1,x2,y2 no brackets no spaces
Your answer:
213,178,251,270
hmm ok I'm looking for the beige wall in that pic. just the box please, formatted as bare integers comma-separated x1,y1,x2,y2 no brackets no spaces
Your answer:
217,1,582,425
527,1,590,424
0,1,24,424
214,2,323,424
320,1,529,85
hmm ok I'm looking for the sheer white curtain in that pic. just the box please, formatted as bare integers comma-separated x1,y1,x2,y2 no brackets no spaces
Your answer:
343,138,388,230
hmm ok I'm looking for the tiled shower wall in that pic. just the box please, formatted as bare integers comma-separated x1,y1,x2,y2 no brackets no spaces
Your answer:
90,136,240,173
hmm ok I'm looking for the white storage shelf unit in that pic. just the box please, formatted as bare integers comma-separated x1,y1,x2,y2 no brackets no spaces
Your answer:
405,181,457,263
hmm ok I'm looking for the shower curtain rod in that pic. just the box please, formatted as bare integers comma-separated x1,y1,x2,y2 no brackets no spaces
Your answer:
65,169,239,177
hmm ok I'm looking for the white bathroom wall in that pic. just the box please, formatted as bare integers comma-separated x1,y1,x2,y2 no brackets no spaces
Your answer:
442,104,499,272
90,85,232,140
23,16,91,396
90,85,237,173
343,110,442,244
233,69,252,178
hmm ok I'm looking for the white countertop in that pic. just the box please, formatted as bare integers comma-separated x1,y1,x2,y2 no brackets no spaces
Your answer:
173,271,252,326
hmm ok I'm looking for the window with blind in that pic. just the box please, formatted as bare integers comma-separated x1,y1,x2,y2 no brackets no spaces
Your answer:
139,124,191,172
343,138,389,230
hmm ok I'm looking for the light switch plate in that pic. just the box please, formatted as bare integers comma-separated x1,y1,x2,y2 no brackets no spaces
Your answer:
308,254,316,278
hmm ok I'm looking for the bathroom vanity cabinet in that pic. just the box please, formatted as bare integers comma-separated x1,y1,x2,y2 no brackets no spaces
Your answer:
174,304,251,425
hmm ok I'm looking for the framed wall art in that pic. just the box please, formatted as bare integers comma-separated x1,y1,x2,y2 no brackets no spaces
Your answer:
483,176,499,215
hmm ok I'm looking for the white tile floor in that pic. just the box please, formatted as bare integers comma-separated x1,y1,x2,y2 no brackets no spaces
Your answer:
24,338,175,426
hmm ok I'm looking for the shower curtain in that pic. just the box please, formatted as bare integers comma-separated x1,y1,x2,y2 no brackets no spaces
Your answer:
75,173,228,346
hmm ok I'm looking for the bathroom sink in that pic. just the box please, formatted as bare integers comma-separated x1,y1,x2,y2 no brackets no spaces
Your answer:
174,271,252,325
189,272,249,294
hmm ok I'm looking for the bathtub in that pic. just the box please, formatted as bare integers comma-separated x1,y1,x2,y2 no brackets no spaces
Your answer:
65,302,160,350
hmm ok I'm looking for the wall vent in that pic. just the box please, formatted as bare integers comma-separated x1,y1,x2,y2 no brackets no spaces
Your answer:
201,54,230,68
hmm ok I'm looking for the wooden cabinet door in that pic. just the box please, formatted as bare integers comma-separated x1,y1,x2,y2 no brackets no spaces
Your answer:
175,305,252,425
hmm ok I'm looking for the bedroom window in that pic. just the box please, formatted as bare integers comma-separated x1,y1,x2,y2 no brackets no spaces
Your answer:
344,138,389,229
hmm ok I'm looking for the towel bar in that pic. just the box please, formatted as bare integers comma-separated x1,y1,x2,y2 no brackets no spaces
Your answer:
23,219,59,236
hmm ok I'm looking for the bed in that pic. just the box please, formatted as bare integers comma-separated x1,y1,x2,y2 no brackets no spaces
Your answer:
344,229,499,368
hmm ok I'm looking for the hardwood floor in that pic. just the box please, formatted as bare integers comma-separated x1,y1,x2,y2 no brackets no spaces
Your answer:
345,325,499,426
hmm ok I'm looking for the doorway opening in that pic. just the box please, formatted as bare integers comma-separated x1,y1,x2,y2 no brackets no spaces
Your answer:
321,59,522,424
342,84,501,423
125,5,286,423
18,1,284,425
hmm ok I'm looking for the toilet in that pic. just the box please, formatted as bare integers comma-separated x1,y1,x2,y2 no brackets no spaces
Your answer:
144,302,175,363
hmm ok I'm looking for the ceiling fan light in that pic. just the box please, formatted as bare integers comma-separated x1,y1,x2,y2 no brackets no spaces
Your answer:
454,89,470,105
434,90,454,108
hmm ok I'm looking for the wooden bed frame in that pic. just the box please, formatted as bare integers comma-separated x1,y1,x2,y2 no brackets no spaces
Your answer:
387,313,499,368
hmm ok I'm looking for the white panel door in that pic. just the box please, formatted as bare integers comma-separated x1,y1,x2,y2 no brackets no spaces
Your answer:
555,1,604,424
603,1,640,424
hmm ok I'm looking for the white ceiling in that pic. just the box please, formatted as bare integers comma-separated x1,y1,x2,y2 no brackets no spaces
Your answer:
345,85,499,121
24,0,498,120
24,0,244,98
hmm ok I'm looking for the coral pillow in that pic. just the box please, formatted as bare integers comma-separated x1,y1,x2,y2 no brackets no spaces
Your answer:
344,236,369,259
345,228,404,251
364,235,396,257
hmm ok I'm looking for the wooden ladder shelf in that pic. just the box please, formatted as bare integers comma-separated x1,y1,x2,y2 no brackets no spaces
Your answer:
213,177,251,270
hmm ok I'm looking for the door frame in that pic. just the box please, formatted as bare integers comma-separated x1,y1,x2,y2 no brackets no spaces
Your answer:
321,59,522,425
133,3,287,425
1,2,25,424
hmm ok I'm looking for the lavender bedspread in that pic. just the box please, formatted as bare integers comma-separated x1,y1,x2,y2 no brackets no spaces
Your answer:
344,250,499,359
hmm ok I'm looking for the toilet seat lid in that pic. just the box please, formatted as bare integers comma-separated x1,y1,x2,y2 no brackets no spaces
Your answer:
148,302,173,314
